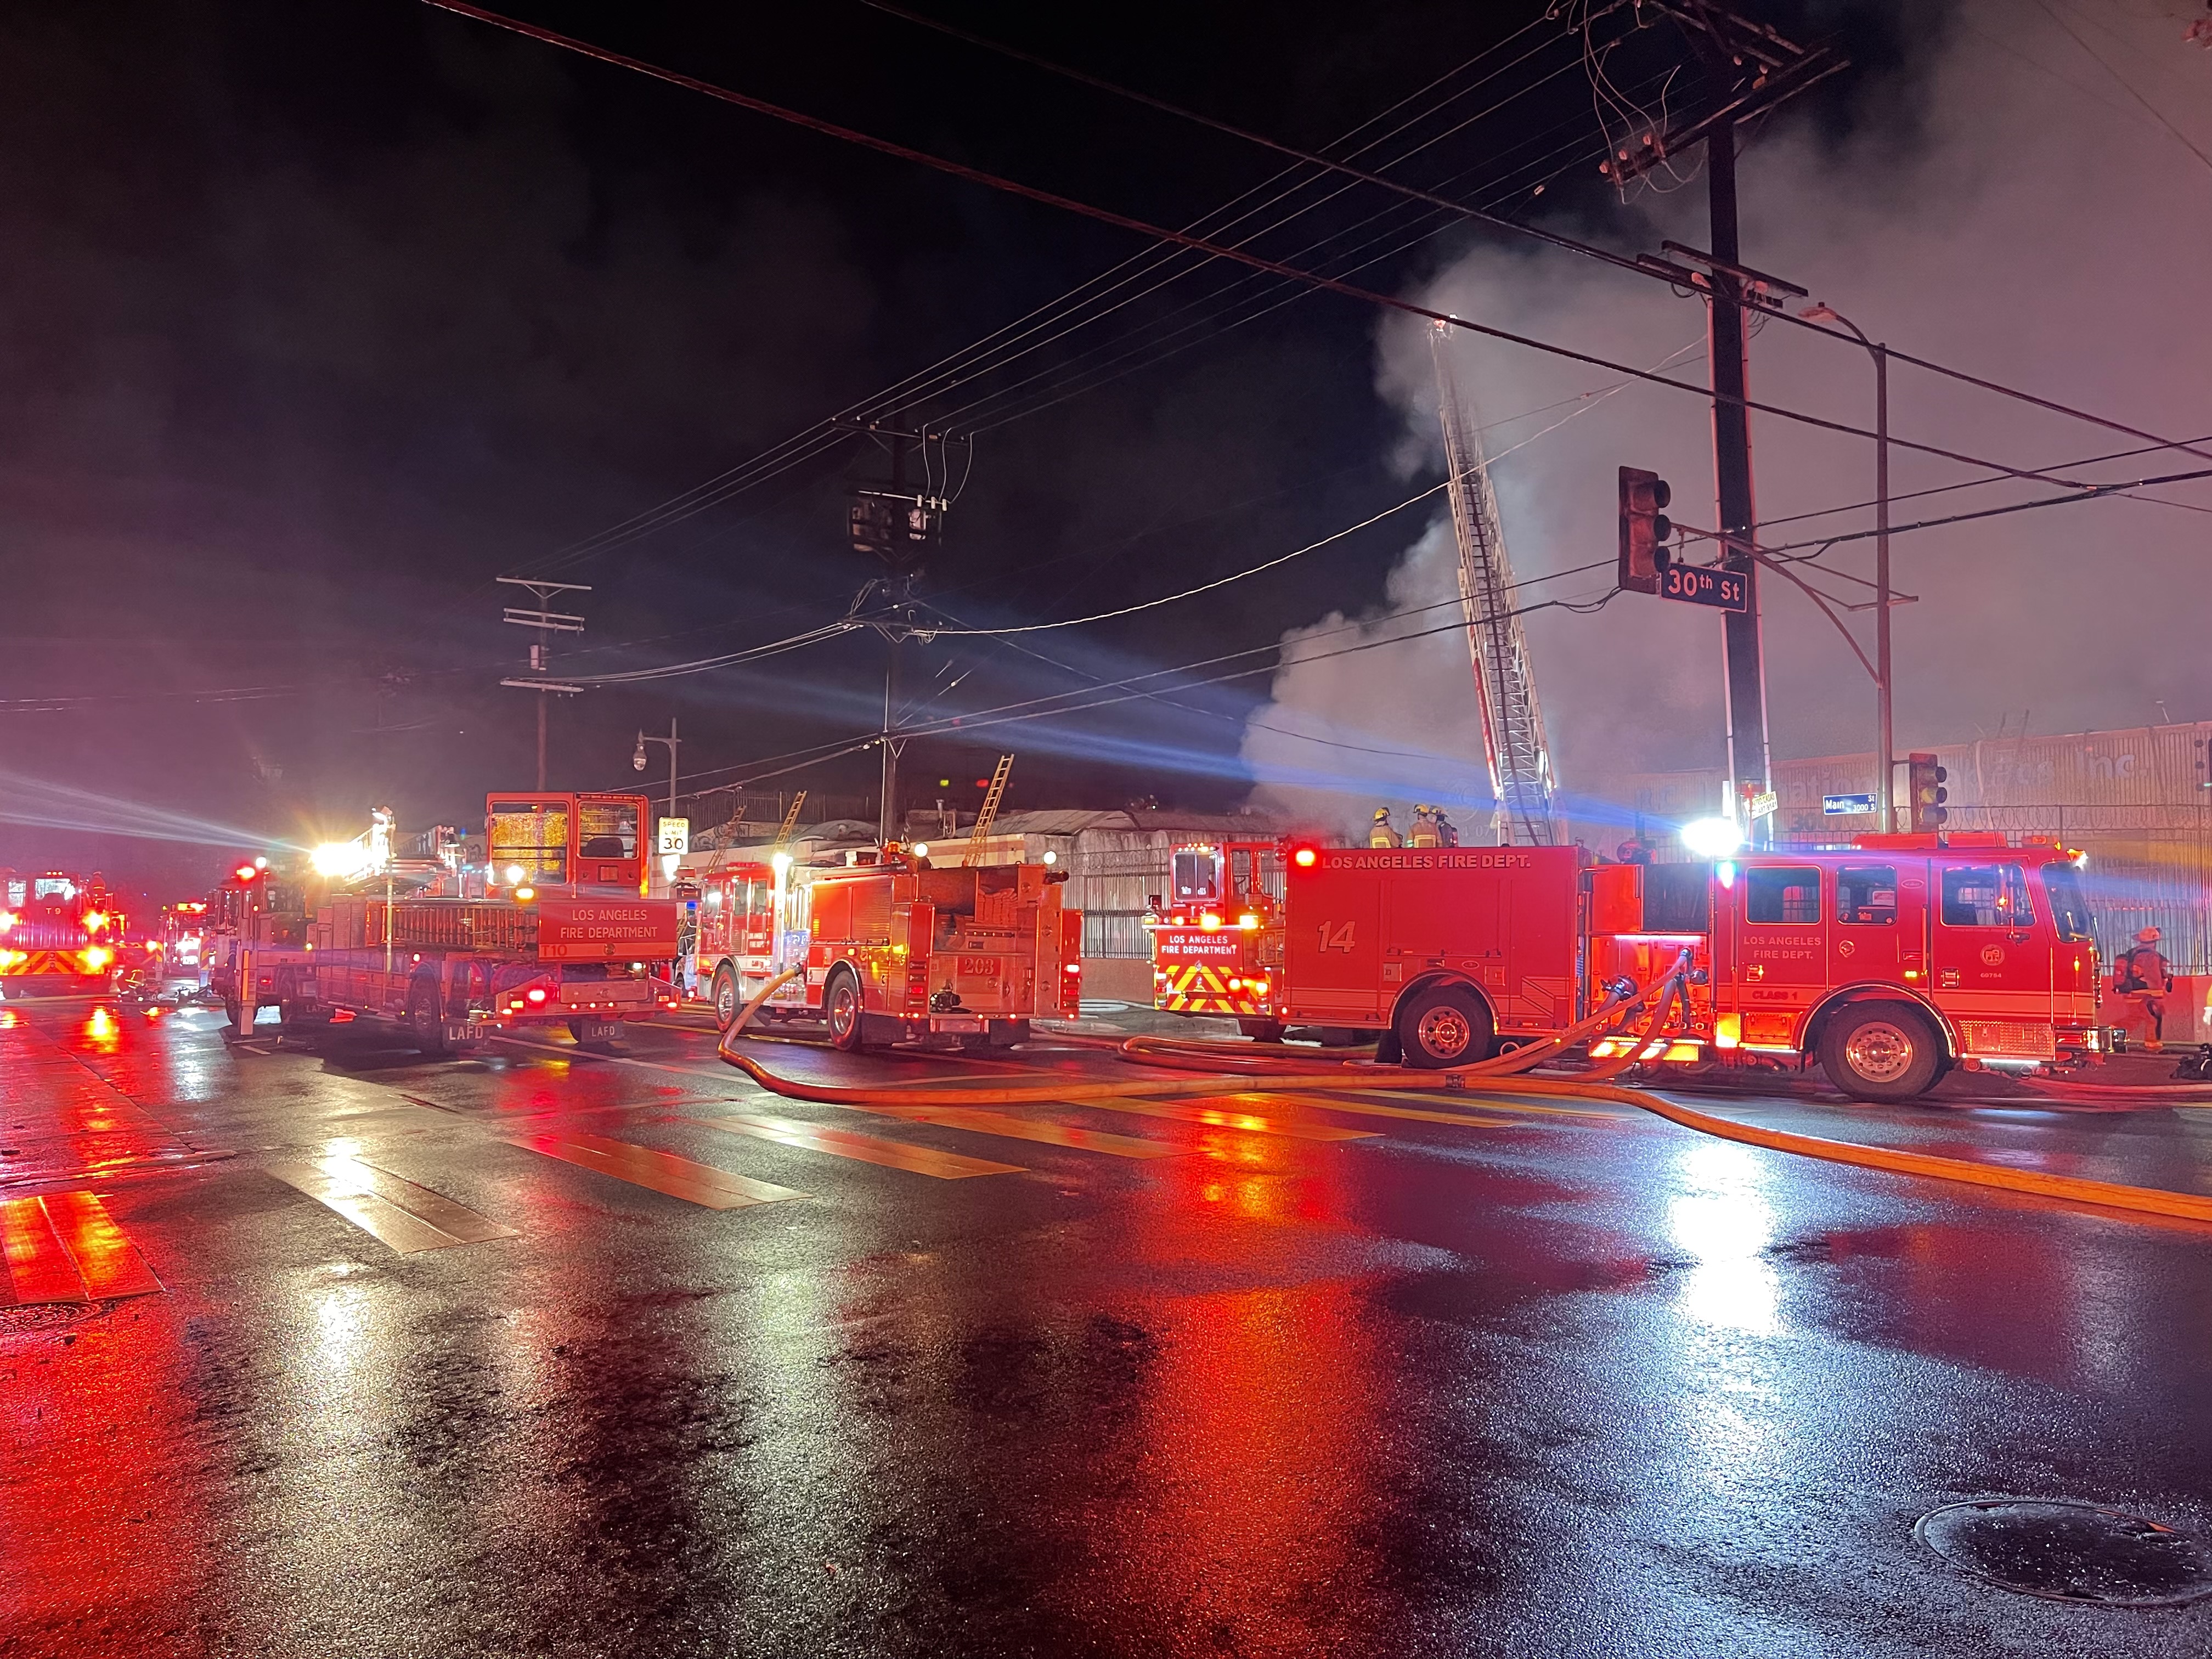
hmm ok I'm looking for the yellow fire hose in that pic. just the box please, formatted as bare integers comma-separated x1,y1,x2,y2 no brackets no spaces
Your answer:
715,968,2212,1227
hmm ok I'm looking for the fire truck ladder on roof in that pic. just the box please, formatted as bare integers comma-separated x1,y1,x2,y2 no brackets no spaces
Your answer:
962,755,1015,867
775,791,807,845
1431,322,1559,847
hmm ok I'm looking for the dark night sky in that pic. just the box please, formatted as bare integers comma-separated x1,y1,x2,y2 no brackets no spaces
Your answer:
0,1,1926,897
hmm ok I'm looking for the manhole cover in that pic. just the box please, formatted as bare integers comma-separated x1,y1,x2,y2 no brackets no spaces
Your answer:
1916,1499,2212,1607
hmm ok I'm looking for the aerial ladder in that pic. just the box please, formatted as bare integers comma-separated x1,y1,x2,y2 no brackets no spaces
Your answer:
1430,321,1559,847
962,754,1014,867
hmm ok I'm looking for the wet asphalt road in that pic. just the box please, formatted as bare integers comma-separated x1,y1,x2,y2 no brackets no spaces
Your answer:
3,993,2211,1658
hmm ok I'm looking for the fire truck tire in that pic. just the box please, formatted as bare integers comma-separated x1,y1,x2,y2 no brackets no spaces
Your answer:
1819,1003,1943,1103
712,964,741,1030
1237,1019,1286,1043
407,979,450,1057
824,968,867,1054
222,995,244,1032
1394,984,1495,1070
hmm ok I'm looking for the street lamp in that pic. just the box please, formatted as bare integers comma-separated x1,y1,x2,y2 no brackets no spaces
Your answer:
1801,302,1894,831
634,720,680,822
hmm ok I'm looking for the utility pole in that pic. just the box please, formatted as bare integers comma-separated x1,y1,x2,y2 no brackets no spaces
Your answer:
1612,4,1846,845
497,577,589,791
1705,131,1769,840
844,418,956,847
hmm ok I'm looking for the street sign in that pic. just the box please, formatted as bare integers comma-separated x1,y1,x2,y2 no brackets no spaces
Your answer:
1746,789,1778,821
1656,562,1748,612
1822,793,1877,816
657,817,690,856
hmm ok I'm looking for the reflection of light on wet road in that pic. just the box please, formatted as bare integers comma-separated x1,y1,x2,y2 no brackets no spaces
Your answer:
1668,1142,1780,1336
81,1007,118,1054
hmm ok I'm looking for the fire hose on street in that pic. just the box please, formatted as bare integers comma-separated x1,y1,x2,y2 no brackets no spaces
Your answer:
715,966,2212,1227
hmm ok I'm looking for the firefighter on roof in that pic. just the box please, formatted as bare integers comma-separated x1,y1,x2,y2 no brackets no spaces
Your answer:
1369,807,1402,848
1435,808,1460,847
1408,805,1441,849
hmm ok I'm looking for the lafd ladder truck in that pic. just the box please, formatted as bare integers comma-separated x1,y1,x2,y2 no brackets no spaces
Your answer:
1150,832,2102,1102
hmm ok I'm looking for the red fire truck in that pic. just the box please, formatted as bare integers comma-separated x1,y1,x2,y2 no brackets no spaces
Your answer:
225,793,679,1051
695,846,1082,1051
1152,833,2102,1102
0,870,123,993
1146,839,1285,1036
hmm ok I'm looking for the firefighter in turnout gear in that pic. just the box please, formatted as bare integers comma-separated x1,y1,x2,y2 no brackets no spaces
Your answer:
1434,808,1460,847
1408,805,1441,849
2114,926,2175,1049
1369,808,1402,849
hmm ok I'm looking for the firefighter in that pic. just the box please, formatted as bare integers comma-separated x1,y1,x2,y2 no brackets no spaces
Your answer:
2114,926,2175,1049
1368,807,1402,849
1408,805,1442,849
1435,808,1460,848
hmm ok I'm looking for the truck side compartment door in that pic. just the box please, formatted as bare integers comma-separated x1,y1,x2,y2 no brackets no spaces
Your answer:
1283,864,1386,1023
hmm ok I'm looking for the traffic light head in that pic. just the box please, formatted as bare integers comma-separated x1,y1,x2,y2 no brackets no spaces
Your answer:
1908,751,1949,832
1618,466,1673,594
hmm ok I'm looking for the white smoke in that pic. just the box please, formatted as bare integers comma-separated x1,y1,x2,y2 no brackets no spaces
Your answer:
1246,4,2212,837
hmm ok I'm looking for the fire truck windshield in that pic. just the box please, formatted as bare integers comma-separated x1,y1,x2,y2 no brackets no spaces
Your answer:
1171,849,1219,903
2040,862,2094,942
32,877,76,901
577,799,640,860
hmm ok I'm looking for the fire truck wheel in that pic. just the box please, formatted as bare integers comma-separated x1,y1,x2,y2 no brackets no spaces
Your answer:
1819,1003,1943,1103
712,964,741,1030
407,979,450,1057
1237,1019,1286,1043
1395,984,1494,1070
825,968,867,1054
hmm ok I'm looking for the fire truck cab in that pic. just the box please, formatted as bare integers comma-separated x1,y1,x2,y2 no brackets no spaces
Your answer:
0,870,124,992
1145,839,1284,1035
699,847,1082,1051
1587,833,2102,1101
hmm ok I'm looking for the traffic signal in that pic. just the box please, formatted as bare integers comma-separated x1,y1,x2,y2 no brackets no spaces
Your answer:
1618,466,1673,594
1908,752,1949,831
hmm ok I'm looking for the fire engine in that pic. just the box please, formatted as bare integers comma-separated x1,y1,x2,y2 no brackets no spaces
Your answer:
693,845,1082,1051
222,793,679,1052
0,870,123,992
1152,832,2102,1102
1146,839,1286,1037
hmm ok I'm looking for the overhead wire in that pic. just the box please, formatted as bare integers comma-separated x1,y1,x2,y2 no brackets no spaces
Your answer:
501,9,1584,579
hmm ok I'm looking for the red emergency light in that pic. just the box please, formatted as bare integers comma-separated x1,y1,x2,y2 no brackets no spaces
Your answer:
234,865,258,883
1291,847,1318,868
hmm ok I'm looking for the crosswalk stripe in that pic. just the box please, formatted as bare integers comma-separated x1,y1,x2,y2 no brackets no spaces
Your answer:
1,1197,87,1304
265,1157,521,1254
698,1114,1025,1179
1082,1094,1378,1142
853,1103,1185,1159
0,1192,162,1304
1253,1092,1530,1129
505,1131,810,1210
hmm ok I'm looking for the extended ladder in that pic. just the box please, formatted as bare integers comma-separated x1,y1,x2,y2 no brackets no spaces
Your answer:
1431,321,1558,846
961,755,1014,867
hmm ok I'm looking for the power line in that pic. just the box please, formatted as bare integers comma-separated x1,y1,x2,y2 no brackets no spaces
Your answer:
417,0,2128,503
